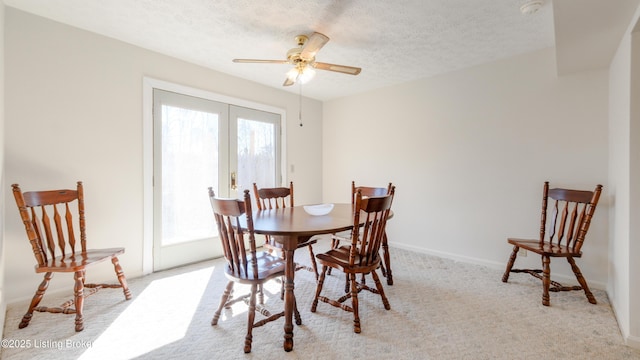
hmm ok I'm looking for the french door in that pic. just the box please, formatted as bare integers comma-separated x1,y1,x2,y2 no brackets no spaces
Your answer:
152,89,281,271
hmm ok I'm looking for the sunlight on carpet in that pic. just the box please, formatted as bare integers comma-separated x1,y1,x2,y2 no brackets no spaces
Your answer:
3,245,639,360
77,266,215,359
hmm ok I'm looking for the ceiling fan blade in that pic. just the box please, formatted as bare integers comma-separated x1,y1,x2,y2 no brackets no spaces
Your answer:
313,62,362,75
283,76,295,86
233,59,289,64
300,32,329,61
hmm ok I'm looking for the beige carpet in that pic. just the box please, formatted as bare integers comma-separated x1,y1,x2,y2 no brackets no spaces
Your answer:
2,240,639,360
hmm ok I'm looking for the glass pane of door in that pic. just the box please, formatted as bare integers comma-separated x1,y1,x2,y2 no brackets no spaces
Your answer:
153,89,229,271
160,105,218,245
230,106,281,194
152,90,282,271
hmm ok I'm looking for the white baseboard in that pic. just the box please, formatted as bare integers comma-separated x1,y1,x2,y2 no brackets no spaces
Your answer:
626,334,640,350
5,287,72,306
388,242,607,290
391,241,506,269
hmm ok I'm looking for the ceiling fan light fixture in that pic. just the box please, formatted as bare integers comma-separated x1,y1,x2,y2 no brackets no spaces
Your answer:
520,0,544,15
286,65,316,84
299,67,316,84
286,67,299,82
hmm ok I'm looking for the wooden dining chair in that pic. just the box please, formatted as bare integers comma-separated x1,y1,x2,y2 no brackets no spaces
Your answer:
311,186,395,334
11,182,131,332
209,188,300,353
330,181,395,285
502,182,603,306
252,182,319,280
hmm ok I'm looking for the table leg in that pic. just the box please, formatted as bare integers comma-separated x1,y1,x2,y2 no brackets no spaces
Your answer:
283,245,296,351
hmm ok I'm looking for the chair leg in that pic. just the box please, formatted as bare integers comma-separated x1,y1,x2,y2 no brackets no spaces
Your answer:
293,295,302,326
212,281,234,326
279,252,287,301
349,273,361,334
542,255,551,306
311,266,328,313
73,271,85,332
258,284,265,305
20,272,53,329
327,238,339,276
502,245,519,283
111,257,132,300
382,232,393,285
226,287,235,308
307,245,319,280
344,273,350,293
344,272,367,292
244,284,258,353
371,270,391,310
567,257,597,304
280,276,285,301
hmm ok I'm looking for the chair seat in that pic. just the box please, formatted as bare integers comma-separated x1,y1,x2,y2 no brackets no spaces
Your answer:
502,183,602,307
330,228,392,282
224,251,286,283
311,188,395,334
35,247,125,273
210,189,300,353
316,245,380,274
12,181,131,332
507,238,583,258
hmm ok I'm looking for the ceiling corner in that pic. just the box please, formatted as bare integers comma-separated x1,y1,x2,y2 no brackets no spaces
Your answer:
553,0,640,76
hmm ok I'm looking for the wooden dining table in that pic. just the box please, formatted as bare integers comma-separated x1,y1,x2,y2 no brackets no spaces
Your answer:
247,203,356,352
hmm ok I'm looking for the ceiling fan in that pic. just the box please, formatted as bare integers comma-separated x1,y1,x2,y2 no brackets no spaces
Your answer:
232,32,361,86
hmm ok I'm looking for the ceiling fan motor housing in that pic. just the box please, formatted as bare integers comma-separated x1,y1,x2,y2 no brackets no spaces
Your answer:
288,34,313,64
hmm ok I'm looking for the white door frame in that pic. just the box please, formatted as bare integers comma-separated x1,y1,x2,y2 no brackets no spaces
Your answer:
142,77,287,274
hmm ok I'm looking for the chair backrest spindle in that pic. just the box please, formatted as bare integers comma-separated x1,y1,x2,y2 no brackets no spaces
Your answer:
209,188,258,279
13,182,86,266
539,181,602,253
11,180,131,332
349,187,395,268
252,182,294,211
351,181,393,204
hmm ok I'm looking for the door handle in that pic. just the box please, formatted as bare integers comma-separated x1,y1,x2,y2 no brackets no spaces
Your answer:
231,172,237,190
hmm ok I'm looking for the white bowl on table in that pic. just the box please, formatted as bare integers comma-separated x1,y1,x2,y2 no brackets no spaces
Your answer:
303,203,334,216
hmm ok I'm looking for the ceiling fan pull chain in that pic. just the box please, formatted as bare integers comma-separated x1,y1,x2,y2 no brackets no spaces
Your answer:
299,83,303,127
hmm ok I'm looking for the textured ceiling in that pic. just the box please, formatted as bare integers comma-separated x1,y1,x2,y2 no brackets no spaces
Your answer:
3,0,635,101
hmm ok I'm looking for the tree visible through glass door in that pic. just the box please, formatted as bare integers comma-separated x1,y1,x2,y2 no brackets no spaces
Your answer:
153,90,281,271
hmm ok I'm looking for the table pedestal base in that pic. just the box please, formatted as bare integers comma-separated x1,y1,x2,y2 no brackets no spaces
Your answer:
283,245,296,351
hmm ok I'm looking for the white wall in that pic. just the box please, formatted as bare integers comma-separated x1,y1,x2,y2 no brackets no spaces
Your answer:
3,8,323,302
608,6,640,348
631,31,640,348
323,47,610,287
609,20,631,345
